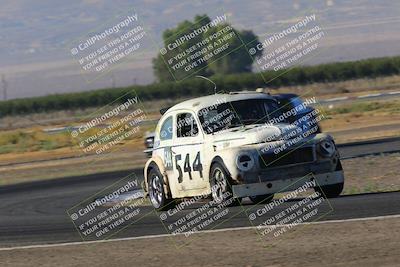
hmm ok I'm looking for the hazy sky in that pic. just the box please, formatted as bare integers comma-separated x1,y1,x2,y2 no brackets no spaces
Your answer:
0,0,399,99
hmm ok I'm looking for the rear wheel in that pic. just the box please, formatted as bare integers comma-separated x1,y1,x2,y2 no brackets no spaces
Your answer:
315,182,343,198
249,194,274,204
210,163,242,206
148,167,175,211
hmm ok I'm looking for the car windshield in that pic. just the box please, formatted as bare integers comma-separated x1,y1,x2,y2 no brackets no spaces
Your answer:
198,98,284,134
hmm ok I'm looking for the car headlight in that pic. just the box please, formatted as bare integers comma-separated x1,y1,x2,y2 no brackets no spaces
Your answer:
318,139,335,158
236,152,255,171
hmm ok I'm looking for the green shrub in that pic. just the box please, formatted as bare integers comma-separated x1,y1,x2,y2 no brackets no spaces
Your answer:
1,56,400,117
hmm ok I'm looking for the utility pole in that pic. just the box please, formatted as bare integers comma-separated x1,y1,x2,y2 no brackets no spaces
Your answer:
1,74,7,101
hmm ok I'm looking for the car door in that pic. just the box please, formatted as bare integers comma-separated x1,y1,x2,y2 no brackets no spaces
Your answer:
171,111,207,192
154,115,174,171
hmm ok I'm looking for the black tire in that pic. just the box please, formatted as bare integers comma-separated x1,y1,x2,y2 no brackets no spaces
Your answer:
210,162,242,206
148,167,175,211
315,182,344,198
249,194,274,204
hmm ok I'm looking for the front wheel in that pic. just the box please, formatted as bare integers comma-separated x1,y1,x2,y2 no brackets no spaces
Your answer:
315,182,344,198
210,163,241,206
148,167,175,211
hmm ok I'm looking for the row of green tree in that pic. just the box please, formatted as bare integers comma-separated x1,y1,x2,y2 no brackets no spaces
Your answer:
1,56,400,117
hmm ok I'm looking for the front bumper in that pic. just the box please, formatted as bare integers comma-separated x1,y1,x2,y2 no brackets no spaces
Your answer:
231,170,344,198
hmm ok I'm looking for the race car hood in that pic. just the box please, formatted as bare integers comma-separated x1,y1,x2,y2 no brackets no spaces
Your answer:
210,123,302,149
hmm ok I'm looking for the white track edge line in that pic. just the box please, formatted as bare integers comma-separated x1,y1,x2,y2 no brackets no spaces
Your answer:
0,214,399,252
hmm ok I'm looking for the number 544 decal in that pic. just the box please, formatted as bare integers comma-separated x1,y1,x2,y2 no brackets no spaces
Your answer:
175,152,203,183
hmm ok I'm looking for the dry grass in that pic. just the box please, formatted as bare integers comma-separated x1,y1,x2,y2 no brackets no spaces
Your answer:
319,99,400,142
325,99,400,115
0,128,75,154
341,153,400,194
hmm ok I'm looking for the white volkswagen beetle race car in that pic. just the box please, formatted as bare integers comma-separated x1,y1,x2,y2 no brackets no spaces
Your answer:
144,92,344,210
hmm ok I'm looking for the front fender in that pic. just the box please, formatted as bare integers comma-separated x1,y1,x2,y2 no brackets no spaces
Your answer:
211,148,259,184
144,156,171,196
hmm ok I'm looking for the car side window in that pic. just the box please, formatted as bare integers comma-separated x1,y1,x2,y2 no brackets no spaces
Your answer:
177,113,198,138
160,116,173,141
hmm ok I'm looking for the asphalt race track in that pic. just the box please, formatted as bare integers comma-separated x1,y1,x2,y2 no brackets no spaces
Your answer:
0,137,399,248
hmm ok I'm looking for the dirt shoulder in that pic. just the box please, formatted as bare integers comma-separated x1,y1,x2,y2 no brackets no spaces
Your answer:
341,153,400,194
2,217,399,267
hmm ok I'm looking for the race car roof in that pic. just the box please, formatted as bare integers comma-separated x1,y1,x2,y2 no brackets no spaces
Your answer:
165,92,276,114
